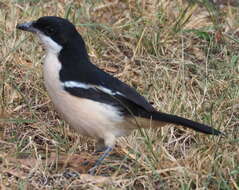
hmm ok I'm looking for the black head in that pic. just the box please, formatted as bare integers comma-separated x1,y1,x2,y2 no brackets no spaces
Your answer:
17,16,83,52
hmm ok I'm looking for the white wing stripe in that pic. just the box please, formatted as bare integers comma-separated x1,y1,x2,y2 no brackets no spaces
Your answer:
64,81,90,89
63,81,124,97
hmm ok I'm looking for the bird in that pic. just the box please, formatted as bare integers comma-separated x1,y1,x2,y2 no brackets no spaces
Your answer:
16,16,222,174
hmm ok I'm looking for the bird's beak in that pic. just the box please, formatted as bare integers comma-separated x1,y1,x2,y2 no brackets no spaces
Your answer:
16,21,37,33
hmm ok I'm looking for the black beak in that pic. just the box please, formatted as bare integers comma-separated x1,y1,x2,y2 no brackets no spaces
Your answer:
16,21,37,33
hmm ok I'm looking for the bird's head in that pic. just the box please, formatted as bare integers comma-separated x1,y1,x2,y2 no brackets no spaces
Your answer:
17,16,80,54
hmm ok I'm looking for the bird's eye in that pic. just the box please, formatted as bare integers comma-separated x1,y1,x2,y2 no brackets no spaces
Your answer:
44,27,55,36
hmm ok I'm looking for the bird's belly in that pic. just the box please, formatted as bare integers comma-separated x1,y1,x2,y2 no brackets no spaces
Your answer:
47,83,130,139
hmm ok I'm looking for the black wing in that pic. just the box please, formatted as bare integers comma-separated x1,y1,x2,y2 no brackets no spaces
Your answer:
99,71,155,112
60,60,155,113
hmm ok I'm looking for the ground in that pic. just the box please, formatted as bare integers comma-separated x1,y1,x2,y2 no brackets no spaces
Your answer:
0,0,238,189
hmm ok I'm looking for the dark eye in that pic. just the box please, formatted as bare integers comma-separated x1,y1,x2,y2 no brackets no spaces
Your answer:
44,26,55,36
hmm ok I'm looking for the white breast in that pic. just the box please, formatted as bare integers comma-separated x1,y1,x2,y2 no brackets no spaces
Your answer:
42,51,130,146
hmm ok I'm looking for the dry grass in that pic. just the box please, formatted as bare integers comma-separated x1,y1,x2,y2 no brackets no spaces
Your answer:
0,0,238,189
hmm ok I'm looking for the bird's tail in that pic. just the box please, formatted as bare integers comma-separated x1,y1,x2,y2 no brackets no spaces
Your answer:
150,111,222,135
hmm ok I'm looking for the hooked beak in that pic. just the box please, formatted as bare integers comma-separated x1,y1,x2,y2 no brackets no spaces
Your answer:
16,21,37,33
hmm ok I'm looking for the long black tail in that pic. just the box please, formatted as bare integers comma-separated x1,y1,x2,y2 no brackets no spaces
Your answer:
151,111,222,135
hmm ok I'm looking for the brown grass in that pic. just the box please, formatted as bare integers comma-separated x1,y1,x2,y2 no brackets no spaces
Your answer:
0,0,238,189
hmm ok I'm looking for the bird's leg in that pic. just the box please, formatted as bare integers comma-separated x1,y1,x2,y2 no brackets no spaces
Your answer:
88,146,113,175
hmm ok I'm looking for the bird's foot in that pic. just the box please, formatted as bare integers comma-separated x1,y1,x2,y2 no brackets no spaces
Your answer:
88,146,113,175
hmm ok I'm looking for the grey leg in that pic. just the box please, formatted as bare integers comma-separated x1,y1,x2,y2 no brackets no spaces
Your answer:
88,146,113,175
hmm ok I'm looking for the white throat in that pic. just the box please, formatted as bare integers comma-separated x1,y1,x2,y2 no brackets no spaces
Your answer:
39,33,63,96
38,33,62,54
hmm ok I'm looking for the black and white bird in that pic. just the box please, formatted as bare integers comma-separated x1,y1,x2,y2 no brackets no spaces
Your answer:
17,16,222,174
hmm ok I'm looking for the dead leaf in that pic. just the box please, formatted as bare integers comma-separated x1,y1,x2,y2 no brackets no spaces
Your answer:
192,47,205,61
49,152,95,173
105,66,118,73
7,157,39,169
215,30,224,43
2,168,28,179
79,174,113,184
0,110,10,119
